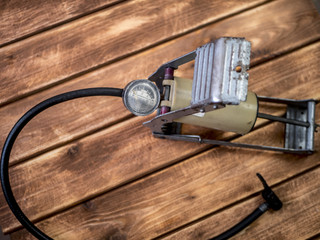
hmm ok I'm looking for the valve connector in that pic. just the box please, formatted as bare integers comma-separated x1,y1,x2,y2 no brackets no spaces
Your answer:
256,173,283,211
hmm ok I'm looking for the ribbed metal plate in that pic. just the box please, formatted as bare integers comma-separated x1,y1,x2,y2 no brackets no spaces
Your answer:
191,37,251,108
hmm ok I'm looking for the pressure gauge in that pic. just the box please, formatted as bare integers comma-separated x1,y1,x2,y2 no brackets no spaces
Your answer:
123,79,160,116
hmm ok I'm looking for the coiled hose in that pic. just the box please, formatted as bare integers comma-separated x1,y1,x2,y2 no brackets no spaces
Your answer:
1,88,123,240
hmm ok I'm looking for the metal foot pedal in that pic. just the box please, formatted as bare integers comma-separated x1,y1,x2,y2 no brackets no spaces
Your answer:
144,37,252,132
191,38,250,109
143,37,318,154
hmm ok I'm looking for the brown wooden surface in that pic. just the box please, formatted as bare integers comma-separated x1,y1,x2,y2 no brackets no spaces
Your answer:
1,0,319,166
0,0,123,47
166,167,320,240
1,40,319,234
0,0,319,239
0,0,266,107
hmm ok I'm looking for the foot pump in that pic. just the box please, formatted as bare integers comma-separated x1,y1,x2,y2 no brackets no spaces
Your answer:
1,37,318,239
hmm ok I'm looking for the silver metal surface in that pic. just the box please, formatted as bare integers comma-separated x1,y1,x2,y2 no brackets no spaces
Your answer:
259,203,269,212
284,100,316,153
259,95,317,152
123,79,160,116
258,96,316,154
191,38,251,108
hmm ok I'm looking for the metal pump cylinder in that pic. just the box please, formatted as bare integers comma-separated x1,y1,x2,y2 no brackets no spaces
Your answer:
165,77,258,134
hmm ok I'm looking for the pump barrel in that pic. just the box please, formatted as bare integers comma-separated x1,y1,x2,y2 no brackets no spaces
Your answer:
168,77,258,134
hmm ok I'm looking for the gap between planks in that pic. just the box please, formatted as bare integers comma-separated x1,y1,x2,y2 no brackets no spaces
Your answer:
0,0,127,48
162,165,320,240
0,0,320,234
5,39,320,169
1,38,318,232
157,163,320,239
1,40,319,233
1,0,319,169
8,118,320,239
0,0,272,107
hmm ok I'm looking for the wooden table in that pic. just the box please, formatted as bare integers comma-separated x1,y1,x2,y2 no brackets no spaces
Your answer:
0,0,319,239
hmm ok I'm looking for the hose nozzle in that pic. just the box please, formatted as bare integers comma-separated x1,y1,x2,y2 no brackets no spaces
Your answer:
256,173,283,211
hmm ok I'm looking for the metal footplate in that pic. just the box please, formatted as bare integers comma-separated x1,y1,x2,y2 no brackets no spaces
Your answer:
285,103,315,153
191,38,251,109
258,96,317,154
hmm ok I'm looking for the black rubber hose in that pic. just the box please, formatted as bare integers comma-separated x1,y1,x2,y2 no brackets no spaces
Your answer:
0,88,123,240
209,202,269,240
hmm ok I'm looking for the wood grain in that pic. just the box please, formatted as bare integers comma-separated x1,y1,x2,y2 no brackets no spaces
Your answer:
1,0,319,167
0,41,319,233
0,0,267,106
0,0,122,46
1,0,320,239
164,167,320,240
8,116,320,239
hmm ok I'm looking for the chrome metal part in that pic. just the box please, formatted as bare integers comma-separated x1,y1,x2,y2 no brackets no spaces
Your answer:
285,100,316,153
257,96,317,154
191,38,251,108
123,79,160,116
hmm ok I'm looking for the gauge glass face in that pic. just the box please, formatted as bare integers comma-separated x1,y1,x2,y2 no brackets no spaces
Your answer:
123,80,160,116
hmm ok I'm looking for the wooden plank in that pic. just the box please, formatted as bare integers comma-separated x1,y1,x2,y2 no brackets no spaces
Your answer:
0,0,267,106
1,0,319,167
0,0,123,47
8,114,320,239
164,167,320,240
0,41,319,233
310,235,320,240
0,116,212,234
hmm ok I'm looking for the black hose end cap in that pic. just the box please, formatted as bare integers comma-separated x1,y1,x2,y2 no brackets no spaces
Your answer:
256,173,283,211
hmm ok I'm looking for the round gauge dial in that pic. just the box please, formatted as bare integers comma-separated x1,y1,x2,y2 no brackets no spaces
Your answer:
123,79,160,116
